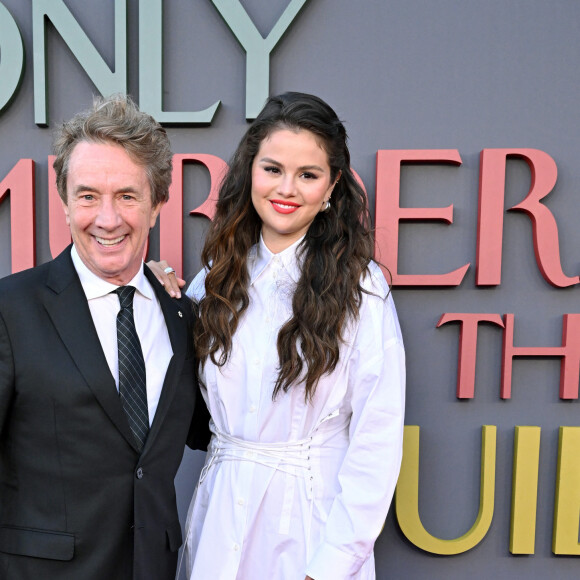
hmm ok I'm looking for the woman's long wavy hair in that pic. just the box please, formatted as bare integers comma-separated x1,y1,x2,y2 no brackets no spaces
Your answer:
196,92,375,401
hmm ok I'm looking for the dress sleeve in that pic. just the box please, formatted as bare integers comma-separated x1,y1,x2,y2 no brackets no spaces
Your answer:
186,268,208,301
306,271,406,580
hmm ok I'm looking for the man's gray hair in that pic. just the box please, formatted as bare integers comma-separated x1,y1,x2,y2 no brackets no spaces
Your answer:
53,94,173,206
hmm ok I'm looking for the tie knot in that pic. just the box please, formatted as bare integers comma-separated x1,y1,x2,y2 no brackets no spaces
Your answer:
115,286,136,309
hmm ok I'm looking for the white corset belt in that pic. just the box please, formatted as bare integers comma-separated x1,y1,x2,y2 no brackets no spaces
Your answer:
200,423,316,542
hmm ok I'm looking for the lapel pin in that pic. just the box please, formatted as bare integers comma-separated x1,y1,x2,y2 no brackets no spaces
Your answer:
178,311,183,318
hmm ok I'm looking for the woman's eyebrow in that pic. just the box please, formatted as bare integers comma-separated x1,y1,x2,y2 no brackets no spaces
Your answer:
258,157,325,172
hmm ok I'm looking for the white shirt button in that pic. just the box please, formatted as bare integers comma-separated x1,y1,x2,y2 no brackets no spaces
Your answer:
237,498,245,506
249,405,256,413
233,543,240,551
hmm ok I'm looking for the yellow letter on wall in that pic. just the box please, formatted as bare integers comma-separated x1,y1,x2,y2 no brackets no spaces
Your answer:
395,425,497,555
552,426,580,554
510,426,541,554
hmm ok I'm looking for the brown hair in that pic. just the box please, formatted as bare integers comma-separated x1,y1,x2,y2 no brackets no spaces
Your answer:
196,92,375,401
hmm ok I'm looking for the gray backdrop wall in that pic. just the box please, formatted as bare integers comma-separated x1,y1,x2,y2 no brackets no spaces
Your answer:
0,1,579,578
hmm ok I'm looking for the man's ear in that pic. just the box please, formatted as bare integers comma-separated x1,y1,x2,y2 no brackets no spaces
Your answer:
61,198,70,226
150,201,165,229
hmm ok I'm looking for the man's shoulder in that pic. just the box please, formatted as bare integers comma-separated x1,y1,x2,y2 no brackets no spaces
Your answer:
0,249,74,306
166,290,195,325
143,264,195,320
0,265,53,323
0,260,52,294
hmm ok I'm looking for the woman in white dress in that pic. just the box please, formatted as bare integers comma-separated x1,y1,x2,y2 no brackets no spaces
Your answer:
165,92,405,579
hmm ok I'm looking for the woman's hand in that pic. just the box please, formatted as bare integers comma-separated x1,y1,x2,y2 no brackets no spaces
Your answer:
146,260,186,298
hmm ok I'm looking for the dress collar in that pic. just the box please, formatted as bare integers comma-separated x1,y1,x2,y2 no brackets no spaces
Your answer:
248,233,305,286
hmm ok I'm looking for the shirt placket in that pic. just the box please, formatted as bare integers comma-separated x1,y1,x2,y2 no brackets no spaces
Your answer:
230,259,284,566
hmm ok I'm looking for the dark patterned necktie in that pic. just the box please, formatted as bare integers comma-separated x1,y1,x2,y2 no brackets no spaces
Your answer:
114,286,149,451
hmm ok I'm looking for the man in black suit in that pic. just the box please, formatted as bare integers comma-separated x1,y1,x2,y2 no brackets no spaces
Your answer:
0,96,207,579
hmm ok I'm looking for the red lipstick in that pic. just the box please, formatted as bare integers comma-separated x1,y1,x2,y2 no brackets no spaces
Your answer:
270,199,300,214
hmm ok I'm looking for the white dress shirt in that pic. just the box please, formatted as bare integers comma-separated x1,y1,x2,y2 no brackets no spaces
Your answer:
183,236,406,580
71,245,173,425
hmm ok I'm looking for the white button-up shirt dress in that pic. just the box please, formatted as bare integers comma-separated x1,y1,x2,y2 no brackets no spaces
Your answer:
184,235,405,580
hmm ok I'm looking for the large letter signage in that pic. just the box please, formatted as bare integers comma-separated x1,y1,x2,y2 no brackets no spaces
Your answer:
396,425,497,555
375,149,469,286
210,0,310,119
477,149,578,287
138,0,220,125
33,0,127,126
0,2,25,115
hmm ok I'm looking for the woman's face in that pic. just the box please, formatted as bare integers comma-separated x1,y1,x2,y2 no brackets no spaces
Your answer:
251,128,337,254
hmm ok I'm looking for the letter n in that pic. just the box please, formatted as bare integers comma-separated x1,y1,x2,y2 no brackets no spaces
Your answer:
33,0,127,126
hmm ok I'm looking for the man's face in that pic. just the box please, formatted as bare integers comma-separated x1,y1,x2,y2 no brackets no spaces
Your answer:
61,141,162,285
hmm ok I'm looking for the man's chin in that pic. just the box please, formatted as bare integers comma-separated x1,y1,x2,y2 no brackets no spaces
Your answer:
88,259,139,285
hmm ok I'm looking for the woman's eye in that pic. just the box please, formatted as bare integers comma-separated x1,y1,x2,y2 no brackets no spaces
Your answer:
264,166,280,174
301,172,317,180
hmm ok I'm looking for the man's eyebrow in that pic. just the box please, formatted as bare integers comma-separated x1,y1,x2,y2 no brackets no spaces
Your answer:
115,186,139,194
72,185,139,194
72,184,98,194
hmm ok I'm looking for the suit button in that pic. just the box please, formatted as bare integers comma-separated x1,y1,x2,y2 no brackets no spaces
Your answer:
136,467,144,479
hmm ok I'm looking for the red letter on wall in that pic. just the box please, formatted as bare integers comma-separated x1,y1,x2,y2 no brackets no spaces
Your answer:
501,313,580,399
477,149,578,287
375,150,469,286
0,159,35,272
160,154,228,278
437,313,505,398
48,155,71,258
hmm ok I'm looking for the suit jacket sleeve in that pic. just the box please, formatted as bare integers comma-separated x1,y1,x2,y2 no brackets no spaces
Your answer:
0,311,14,438
187,380,211,450
172,289,210,451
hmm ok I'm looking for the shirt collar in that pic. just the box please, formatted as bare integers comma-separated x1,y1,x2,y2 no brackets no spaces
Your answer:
248,233,305,285
70,244,154,301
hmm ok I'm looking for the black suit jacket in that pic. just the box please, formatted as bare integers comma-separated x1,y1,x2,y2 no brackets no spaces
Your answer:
0,247,209,579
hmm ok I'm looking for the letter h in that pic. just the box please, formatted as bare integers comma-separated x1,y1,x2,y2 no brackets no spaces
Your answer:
501,314,580,399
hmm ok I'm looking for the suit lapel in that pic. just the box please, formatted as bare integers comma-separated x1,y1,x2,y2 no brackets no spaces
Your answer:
141,266,190,453
43,247,139,452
